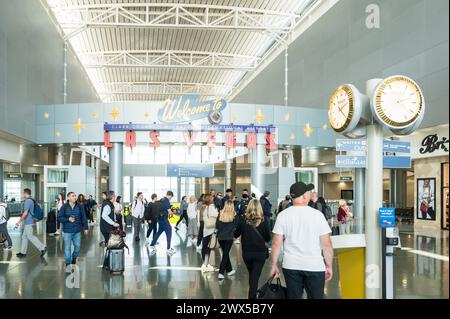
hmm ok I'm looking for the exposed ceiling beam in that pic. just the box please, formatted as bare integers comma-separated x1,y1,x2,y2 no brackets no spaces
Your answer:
79,50,259,70
47,3,300,40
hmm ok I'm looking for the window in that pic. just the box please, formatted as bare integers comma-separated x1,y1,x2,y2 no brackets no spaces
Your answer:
4,180,21,202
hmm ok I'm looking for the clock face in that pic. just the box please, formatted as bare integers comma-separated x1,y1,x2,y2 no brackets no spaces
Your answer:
328,85,354,133
373,76,423,128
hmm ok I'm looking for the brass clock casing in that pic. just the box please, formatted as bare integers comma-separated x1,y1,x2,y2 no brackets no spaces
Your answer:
371,75,425,133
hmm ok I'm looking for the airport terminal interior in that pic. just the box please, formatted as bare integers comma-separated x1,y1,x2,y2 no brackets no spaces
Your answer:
0,0,449,299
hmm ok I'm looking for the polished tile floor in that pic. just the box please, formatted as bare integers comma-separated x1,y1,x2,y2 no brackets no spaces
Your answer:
0,218,448,299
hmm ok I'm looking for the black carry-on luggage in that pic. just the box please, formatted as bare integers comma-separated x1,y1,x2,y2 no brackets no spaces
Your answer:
331,214,339,235
46,209,57,234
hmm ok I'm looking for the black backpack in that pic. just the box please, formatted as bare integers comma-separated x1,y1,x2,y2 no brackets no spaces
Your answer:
322,204,333,220
144,202,153,221
153,199,165,221
238,198,250,216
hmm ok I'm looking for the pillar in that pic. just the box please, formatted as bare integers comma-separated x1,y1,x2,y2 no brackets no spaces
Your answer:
109,142,123,197
129,176,134,203
55,146,65,166
231,158,237,193
0,164,4,200
354,168,365,234
251,142,266,197
225,157,232,191
177,177,182,202
390,170,406,208
292,146,302,167
365,79,384,299
204,177,210,195
95,158,102,203
365,124,383,299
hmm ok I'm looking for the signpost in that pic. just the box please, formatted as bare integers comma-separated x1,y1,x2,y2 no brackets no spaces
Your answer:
336,139,412,169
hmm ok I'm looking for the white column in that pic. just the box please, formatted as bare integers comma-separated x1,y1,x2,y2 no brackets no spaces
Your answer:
95,158,101,202
365,79,384,299
109,142,123,197
354,168,365,234
251,138,266,197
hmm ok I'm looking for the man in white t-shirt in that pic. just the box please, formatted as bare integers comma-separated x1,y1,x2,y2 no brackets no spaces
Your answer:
270,182,333,299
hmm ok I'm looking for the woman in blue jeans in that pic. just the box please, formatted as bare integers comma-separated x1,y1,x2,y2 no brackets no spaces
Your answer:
57,192,89,271
100,191,119,270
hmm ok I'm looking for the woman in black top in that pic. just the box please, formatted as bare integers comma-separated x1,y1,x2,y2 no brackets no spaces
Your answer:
216,200,238,279
234,199,271,299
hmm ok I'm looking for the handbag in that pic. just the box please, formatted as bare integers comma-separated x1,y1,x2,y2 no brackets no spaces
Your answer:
208,231,220,249
107,229,129,253
0,232,6,243
256,276,287,299
204,206,217,228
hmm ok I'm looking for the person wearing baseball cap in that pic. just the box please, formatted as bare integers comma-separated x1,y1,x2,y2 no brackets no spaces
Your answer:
270,182,333,299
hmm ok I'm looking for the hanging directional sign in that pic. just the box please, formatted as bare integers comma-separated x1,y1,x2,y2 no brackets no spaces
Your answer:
382,156,411,169
336,155,367,168
167,164,214,178
383,141,411,153
336,139,367,152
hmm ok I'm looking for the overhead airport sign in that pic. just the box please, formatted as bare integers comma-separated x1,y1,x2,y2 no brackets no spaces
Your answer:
336,155,411,168
336,155,367,168
336,139,367,152
157,95,227,124
336,139,411,153
103,123,275,133
167,164,214,178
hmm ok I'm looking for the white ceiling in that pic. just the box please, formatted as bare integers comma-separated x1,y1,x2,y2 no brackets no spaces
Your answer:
43,0,319,102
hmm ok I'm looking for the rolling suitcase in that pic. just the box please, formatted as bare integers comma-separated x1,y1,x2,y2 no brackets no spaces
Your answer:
46,209,57,234
330,215,339,236
109,249,125,274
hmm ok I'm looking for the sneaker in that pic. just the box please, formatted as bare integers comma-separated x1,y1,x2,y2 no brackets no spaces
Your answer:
16,253,26,258
4,246,13,251
48,233,55,237
206,264,215,272
218,273,225,279
40,247,47,257
166,248,176,256
55,230,61,235
227,270,236,276
71,258,77,265
149,246,157,255
234,239,241,244
201,264,209,273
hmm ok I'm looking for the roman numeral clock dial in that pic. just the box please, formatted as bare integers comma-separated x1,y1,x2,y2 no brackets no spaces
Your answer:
371,75,425,135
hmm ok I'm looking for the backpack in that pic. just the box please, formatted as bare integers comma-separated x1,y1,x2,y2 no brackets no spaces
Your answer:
238,198,250,216
30,199,44,221
154,199,166,221
322,204,333,220
0,204,10,222
144,202,153,221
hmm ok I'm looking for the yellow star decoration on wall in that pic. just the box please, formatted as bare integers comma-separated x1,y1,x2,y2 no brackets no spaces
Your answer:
74,118,84,134
289,132,296,140
284,113,290,121
256,109,264,124
144,112,150,118
110,107,120,121
55,131,61,138
92,112,98,119
44,112,49,119
304,123,313,137
323,124,328,129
